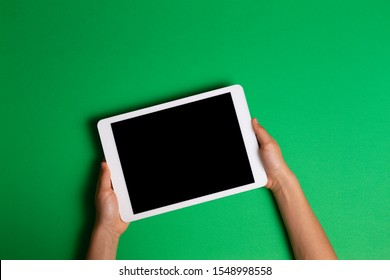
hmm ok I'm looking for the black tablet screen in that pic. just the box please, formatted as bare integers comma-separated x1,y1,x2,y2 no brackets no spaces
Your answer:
111,92,254,214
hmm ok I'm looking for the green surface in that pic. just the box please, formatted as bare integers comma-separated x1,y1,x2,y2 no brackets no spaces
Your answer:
1,0,389,260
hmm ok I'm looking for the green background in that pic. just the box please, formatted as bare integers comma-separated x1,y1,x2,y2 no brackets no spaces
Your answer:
1,0,389,260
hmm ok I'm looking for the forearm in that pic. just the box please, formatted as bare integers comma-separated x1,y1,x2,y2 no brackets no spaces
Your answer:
86,226,120,260
272,169,337,260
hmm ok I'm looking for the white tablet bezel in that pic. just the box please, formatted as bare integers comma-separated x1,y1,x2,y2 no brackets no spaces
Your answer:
97,85,267,222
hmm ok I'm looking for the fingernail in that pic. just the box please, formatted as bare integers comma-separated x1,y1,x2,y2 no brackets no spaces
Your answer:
101,162,106,169
254,118,258,124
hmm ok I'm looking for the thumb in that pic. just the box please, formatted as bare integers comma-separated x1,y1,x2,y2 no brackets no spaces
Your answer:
251,118,274,147
97,162,112,191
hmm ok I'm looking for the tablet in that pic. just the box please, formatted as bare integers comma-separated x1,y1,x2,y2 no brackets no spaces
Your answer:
97,85,267,222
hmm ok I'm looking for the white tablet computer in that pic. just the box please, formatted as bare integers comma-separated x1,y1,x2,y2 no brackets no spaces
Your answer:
97,85,267,222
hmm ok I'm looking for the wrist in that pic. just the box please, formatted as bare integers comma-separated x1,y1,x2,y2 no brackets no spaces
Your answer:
93,223,122,241
269,166,300,195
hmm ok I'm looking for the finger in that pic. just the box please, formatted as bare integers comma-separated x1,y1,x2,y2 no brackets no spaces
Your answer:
97,161,112,191
251,118,274,147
